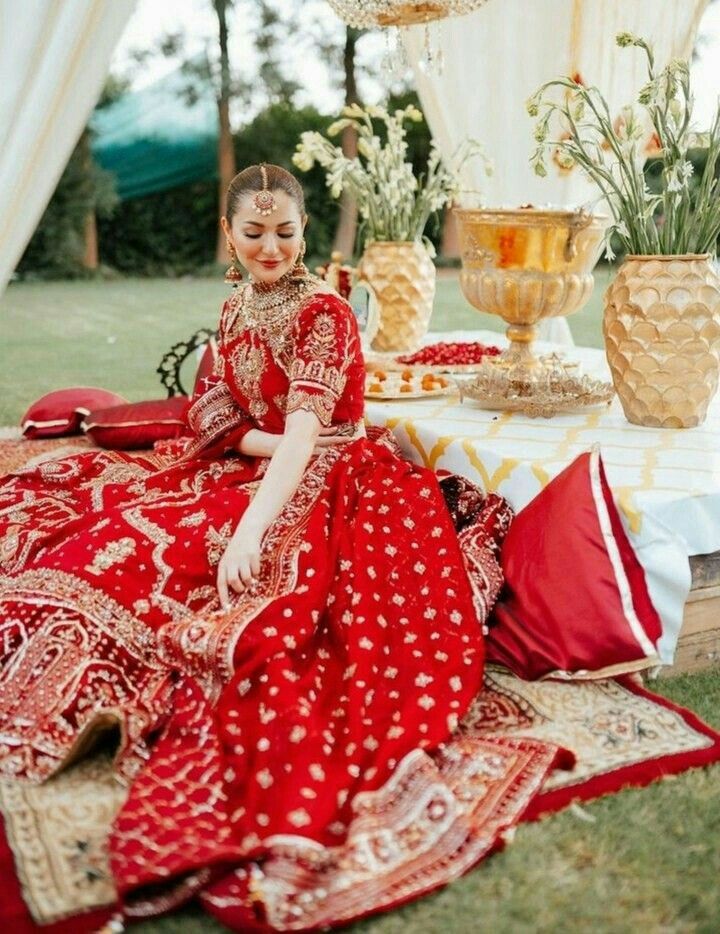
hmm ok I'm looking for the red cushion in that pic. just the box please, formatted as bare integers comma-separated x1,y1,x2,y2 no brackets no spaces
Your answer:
486,448,663,680
192,338,219,397
82,397,190,450
21,387,128,439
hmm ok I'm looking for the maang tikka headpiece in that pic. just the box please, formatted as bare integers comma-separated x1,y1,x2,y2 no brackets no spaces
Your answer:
253,164,278,217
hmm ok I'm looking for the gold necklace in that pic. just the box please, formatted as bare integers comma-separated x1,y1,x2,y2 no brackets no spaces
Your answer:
241,273,320,330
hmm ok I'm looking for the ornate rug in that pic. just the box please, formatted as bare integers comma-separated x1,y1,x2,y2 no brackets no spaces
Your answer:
1,435,719,929
1,670,719,931
0,433,93,475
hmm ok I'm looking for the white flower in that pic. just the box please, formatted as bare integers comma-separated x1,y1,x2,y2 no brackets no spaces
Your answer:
328,118,354,137
365,104,388,120
293,102,485,244
679,160,694,183
292,149,313,172
666,163,687,193
342,102,365,118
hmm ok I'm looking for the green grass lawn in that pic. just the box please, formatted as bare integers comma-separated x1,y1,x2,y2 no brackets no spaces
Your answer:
1,272,719,933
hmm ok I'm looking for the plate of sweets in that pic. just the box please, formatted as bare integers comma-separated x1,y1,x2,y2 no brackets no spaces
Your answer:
365,340,502,374
365,367,458,400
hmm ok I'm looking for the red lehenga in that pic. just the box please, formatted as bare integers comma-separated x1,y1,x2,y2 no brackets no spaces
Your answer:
0,275,563,930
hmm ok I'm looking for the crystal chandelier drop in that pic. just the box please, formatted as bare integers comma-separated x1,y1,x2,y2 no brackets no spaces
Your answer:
326,1,489,28
327,1,492,75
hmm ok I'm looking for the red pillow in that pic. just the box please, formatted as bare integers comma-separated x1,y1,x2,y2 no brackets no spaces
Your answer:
21,387,128,439
82,397,190,450
192,338,219,397
486,448,663,680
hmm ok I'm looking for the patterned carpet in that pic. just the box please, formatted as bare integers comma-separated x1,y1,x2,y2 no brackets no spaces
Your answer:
1,434,720,931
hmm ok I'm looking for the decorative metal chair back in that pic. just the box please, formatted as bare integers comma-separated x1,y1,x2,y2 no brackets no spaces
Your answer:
157,326,218,397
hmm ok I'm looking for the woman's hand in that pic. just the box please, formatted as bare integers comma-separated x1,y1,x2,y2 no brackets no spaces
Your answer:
312,424,365,453
216,520,264,610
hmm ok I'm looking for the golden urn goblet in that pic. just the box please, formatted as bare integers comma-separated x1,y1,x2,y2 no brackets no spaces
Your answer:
453,207,614,416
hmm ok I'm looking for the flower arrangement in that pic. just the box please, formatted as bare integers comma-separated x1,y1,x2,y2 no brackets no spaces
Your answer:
292,103,489,254
527,32,720,258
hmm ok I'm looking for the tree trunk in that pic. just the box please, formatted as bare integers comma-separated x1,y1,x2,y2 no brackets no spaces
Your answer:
77,129,99,271
83,212,99,270
215,0,237,265
332,27,360,260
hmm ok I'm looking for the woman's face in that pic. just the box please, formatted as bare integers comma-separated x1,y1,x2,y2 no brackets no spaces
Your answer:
224,189,305,285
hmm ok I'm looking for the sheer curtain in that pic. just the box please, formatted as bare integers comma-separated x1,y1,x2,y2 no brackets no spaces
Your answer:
0,0,136,296
405,0,707,207
404,0,708,344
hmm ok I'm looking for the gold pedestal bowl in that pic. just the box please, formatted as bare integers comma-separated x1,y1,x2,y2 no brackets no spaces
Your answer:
453,207,614,417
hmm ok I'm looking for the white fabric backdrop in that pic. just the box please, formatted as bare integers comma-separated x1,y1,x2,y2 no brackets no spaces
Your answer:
405,0,707,207
404,0,707,345
0,0,136,297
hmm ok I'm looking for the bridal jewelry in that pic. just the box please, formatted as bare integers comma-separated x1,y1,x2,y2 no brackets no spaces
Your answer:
238,272,322,360
224,240,244,286
291,239,309,279
253,164,278,217
244,272,319,321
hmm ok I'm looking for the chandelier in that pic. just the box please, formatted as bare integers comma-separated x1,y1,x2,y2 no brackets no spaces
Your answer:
326,1,489,28
327,1,492,74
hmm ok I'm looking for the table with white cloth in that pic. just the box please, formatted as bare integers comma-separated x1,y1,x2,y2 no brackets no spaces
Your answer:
364,331,720,673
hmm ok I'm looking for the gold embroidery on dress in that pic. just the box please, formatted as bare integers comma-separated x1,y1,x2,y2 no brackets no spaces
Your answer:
157,445,345,698
0,568,168,784
84,537,137,577
303,312,336,362
212,354,226,379
184,382,248,458
122,506,187,623
231,341,269,420
229,274,329,374
286,308,354,425
286,388,336,426
179,510,207,528
205,521,233,567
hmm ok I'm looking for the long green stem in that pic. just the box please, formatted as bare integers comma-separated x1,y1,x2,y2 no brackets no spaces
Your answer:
530,36,720,258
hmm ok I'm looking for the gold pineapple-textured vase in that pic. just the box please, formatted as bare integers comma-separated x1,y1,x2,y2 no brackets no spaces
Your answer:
357,240,436,352
604,254,720,428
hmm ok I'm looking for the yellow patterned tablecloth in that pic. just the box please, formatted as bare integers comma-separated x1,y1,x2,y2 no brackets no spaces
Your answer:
365,332,720,663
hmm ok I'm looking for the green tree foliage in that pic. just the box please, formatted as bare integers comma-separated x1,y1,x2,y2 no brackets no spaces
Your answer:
97,180,217,276
95,103,338,277
16,78,128,280
16,130,118,280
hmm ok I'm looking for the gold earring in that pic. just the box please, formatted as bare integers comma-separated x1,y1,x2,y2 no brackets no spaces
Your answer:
291,239,309,279
224,240,244,286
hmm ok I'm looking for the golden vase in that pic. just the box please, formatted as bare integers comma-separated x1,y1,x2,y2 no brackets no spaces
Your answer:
604,254,720,428
357,240,436,352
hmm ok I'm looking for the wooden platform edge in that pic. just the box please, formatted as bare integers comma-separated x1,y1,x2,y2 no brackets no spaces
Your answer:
659,576,720,677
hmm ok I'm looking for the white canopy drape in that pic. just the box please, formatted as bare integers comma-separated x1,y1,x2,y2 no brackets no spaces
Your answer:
404,0,707,344
405,0,708,208
0,0,136,296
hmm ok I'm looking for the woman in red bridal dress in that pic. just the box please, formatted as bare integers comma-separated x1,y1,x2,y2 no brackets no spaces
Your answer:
0,165,560,930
